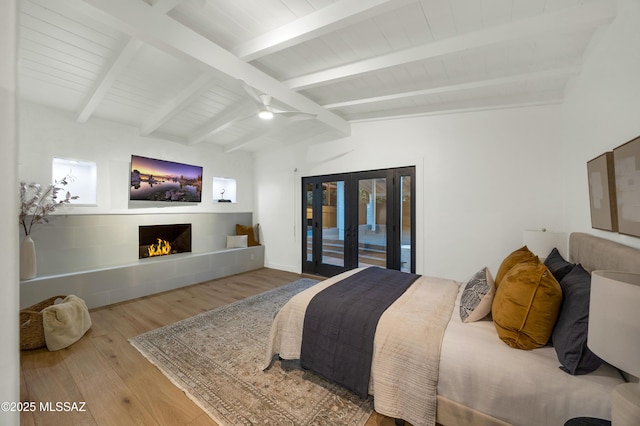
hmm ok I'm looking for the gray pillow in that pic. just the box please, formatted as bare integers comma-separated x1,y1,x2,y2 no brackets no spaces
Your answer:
544,248,574,282
460,267,495,323
552,264,602,375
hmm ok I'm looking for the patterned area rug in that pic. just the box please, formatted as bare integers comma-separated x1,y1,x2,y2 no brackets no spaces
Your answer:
130,279,374,425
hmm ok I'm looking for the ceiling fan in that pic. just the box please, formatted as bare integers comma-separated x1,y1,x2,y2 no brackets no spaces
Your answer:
240,81,317,121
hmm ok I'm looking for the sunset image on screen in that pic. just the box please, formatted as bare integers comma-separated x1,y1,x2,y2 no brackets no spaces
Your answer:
130,155,203,202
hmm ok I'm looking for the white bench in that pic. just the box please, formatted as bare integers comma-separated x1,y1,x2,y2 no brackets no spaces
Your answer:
20,245,265,309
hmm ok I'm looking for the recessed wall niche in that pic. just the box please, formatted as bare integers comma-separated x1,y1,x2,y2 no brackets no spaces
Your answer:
52,157,97,206
212,177,237,203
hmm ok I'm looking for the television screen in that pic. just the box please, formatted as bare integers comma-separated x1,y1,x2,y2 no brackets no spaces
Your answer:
130,155,203,203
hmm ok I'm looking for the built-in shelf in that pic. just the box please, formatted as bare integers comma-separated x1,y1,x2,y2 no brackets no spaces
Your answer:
52,157,98,206
212,177,237,203
20,246,264,310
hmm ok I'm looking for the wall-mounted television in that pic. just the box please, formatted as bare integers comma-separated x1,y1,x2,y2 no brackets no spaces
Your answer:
130,155,203,203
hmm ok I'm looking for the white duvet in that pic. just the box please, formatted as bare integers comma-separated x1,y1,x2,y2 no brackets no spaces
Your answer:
263,268,460,426
263,268,625,426
438,285,625,425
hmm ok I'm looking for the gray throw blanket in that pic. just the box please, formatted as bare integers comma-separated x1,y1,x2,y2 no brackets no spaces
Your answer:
300,267,419,398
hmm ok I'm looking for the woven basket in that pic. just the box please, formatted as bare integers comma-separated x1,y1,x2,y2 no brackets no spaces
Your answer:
20,295,66,350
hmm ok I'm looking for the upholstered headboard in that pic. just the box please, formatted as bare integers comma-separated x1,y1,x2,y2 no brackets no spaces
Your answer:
569,232,640,274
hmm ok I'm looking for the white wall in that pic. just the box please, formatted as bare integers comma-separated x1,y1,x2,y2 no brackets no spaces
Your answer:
562,0,640,250
19,102,254,215
18,103,257,276
1,0,19,423
255,105,566,281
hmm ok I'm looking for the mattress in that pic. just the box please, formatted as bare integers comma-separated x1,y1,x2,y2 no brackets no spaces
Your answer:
437,284,625,425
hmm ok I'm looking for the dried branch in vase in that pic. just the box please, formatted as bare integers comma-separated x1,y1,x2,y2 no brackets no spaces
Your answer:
19,174,79,236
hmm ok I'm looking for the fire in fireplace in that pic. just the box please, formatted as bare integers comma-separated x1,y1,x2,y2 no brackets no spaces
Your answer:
148,238,172,257
139,224,192,259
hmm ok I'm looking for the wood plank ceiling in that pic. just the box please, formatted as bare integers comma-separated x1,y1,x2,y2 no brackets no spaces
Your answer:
17,0,616,152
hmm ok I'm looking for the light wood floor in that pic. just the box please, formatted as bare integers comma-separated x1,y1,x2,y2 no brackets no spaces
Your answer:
20,268,400,426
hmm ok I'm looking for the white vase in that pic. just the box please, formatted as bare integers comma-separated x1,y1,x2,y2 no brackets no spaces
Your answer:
20,235,37,280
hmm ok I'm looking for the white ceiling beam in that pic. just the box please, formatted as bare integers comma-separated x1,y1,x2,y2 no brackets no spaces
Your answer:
150,0,186,14
323,66,582,109
284,1,615,91
76,37,142,123
141,73,217,136
82,0,350,136
187,101,256,145
347,92,564,122
232,0,415,62
140,0,208,135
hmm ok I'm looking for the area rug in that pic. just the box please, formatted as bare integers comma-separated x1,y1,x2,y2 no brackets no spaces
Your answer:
130,279,374,425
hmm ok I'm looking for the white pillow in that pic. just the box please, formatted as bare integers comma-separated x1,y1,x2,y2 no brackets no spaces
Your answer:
226,235,248,248
460,267,495,323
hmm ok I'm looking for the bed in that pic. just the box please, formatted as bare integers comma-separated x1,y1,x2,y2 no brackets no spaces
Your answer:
263,232,640,426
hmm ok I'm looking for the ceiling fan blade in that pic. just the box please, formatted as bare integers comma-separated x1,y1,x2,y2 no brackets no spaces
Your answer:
276,111,317,120
269,105,316,119
239,82,316,120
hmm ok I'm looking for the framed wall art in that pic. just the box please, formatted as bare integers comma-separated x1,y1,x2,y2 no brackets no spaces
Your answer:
613,135,640,237
587,152,618,232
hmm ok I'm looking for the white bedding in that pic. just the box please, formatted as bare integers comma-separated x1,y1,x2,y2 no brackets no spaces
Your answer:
263,268,460,426
438,284,625,425
264,268,625,426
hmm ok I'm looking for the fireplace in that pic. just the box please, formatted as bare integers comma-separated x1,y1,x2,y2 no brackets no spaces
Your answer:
139,224,192,259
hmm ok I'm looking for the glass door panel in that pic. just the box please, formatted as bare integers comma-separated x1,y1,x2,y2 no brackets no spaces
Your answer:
400,175,412,272
321,181,345,267
357,177,387,268
305,182,313,262
302,176,348,276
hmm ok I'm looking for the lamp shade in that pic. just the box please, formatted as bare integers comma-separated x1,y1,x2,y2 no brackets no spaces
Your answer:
588,270,640,379
522,229,567,259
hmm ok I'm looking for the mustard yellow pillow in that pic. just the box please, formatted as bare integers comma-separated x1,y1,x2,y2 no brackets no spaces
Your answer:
495,246,535,288
492,257,562,350
236,224,259,246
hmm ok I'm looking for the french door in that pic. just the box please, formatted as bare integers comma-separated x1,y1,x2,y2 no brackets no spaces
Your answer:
302,166,415,277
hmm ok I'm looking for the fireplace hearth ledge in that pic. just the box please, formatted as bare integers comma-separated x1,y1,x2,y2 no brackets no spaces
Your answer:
20,245,265,310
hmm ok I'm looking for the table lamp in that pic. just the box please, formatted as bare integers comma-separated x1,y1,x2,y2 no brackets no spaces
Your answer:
588,271,640,426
